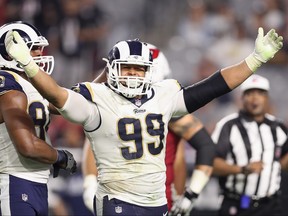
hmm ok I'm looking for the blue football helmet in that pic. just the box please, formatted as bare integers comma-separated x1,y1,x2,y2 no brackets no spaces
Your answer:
103,39,154,98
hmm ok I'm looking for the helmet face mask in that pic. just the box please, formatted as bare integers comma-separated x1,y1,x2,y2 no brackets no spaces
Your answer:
0,21,54,75
104,40,154,98
33,55,54,75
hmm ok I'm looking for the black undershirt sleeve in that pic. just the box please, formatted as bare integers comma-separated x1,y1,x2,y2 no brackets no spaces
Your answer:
187,128,216,166
183,70,231,113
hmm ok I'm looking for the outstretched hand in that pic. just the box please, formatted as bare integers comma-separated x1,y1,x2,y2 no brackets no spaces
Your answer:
254,27,283,63
5,30,40,77
245,27,283,72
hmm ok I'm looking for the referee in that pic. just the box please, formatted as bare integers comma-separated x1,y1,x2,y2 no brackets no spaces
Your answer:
211,74,288,216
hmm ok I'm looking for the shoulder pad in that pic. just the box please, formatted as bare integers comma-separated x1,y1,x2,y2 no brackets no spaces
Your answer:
0,71,23,95
71,82,93,102
155,79,182,91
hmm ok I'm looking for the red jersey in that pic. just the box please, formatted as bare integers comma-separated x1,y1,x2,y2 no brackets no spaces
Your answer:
165,129,181,210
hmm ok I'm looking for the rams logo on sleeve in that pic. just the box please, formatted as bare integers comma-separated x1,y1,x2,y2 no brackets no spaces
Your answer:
0,72,23,95
0,76,5,87
71,83,93,102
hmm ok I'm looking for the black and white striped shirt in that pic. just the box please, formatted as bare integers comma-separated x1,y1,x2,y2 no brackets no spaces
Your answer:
212,111,288,198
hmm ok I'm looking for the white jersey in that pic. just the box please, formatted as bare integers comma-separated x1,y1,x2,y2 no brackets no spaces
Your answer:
60,79,187,207
0,71,51,183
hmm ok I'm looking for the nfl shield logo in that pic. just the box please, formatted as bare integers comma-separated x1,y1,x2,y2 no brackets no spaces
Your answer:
135,99,141,106
22,193,28,202
115,206,122,213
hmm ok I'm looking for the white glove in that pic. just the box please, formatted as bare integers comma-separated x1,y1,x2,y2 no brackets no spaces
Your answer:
4,30,39,77
169,189,197,216
83,174,97,213
245,27,283,72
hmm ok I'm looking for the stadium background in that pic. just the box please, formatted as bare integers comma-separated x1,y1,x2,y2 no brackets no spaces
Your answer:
1,0,288,215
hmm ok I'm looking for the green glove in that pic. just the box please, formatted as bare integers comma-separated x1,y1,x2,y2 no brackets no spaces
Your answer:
5,30,39,77
245,27,283,72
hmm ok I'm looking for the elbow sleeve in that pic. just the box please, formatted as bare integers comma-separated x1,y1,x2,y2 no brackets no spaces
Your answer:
187,128,216,166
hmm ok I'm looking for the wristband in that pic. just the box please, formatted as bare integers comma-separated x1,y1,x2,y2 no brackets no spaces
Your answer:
23,59,39,78
55,150,67,165
245,53,262,73
189,169,209,194
185,188,199,200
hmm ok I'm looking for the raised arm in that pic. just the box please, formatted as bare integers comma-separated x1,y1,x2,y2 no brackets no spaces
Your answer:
4,31,100,129
221,28,283,89
182,28,283,114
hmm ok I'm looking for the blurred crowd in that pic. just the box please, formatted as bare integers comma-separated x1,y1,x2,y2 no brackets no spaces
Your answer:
1,0,288,215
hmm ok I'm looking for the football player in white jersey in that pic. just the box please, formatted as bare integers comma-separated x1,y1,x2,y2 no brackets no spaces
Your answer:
5,26,283,216
82,44,215,216
0,21,77,216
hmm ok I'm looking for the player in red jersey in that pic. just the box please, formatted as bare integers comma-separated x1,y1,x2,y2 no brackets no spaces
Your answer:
81,43,215,216
165,129,185,211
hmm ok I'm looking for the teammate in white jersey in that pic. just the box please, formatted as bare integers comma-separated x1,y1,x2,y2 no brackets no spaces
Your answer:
0,21,77,216
4,26,283,216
